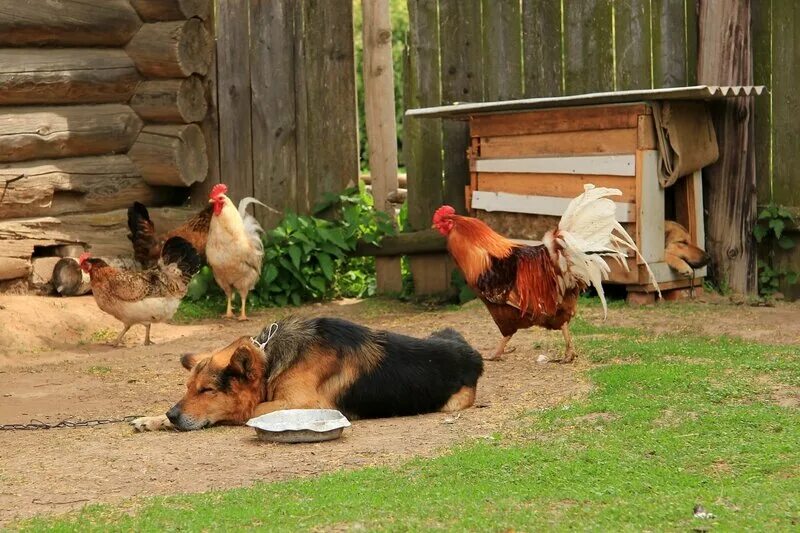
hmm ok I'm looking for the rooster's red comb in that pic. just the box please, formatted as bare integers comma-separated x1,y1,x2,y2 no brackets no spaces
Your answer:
78,252,91,264
432,205,456,224
210,183,228,198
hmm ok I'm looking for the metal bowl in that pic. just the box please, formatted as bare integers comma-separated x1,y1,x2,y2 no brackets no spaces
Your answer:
246,409,351,443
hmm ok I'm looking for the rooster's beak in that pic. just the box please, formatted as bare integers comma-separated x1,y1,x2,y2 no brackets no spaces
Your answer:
431,224,436,230
208,198,214,204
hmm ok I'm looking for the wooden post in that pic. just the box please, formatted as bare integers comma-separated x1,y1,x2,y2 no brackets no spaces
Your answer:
362,0,402,294
697,0,757,295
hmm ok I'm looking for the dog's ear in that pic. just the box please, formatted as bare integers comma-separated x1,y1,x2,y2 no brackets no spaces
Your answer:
181,352,201,370
227,346,255,379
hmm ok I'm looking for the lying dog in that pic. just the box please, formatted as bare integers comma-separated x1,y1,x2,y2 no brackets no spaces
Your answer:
132,316,483,431
665,221,710,277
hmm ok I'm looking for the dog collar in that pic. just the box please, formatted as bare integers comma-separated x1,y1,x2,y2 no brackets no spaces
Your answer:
251,322,279,352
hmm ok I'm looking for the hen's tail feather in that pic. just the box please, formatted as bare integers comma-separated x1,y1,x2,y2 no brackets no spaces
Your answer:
556,184,661,317
160,236,202,281
127,202,158,266
237,197,267,253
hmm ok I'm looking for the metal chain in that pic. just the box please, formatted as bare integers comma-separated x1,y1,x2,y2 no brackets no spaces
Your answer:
0,415,141,431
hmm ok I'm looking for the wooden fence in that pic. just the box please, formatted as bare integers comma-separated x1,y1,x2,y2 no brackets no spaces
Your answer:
404,0,799,297
196,0,360,229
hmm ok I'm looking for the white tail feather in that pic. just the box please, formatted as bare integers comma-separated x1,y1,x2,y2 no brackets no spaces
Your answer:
555,184,661,317
237,197,266,253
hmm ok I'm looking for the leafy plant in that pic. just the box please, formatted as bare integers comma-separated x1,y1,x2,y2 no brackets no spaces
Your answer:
186,183,396,308
754,203,799,296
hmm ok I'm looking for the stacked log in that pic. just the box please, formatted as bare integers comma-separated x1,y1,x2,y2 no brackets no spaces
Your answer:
0,0,213,288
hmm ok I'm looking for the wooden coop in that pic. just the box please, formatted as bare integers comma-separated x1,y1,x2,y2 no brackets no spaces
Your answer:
408,86,765,301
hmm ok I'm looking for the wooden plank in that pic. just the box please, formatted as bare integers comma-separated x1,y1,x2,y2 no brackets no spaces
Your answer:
522,0,563,97
771,0,800,208
636,150,665,264
752,0,772,203
129,0,211,22
607,255,640,284
216,0,253,200
479,128,637,158
295,0,359,211
470,103,647,137
475,155,636,176
0,104,142,163
354,229,446,257
0,155,178,220
362,0,402,294
637,115,657,149
406,0,447,294
627,271,705,292
562,0,614,94
250,0,296,227
614,0,652,90
482,0,523,101
698,0,758,294
651,0,690,87
0,0,141,47
471,190,636,222
0,49,139,105
477,173,636,202
439,0,482,213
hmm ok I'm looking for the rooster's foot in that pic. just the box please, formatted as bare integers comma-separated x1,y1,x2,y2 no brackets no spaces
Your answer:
237,315,249,322
483,345,515,361
551,352,577,364
144,339,155,346
221,313,235,320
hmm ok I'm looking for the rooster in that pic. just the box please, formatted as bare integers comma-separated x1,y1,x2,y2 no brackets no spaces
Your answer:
206,183,265,321
127,201,212,268
79,237,201,346
433,185,659,362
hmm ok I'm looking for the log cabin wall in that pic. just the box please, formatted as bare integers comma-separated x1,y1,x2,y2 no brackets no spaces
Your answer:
0,0,213,292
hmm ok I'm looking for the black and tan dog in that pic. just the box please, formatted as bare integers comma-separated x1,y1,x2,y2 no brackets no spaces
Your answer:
665,221,711,277
132,316,483,431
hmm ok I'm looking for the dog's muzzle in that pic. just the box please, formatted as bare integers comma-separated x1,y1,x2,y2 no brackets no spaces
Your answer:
166,404,208,431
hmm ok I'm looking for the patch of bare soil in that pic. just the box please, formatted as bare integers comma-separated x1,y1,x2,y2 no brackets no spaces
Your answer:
0,296,588,524
0,294,797,524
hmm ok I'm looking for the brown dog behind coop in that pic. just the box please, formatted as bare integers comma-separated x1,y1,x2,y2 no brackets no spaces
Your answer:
664,221,710,277
132,316,484,431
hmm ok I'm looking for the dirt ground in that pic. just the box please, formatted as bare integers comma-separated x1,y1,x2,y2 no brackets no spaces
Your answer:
0,293,798,524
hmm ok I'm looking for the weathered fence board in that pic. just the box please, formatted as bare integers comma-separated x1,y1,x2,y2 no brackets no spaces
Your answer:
615,0,651,90
250,0,297,227
771,0,800,208
522,0,563,98
482,0,523,101
439,0,482,212
752,0,772,202
651,0,694,88
192,1,220,206
295,0,359,213
216,0,253,200
563,0,614,94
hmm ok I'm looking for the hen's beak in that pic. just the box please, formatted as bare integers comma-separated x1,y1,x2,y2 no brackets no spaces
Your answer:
431,224,436,230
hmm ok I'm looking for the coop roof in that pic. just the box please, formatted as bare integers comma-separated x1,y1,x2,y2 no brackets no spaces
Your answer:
406,85,766,119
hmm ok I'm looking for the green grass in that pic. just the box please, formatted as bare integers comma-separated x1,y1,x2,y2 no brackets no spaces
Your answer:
15,319,800,531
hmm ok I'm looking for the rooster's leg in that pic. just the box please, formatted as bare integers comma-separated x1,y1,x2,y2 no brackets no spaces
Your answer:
555,324,577,364
238,291,249,321
484,335,514,361
223,292,234,319
111,325,131,347
144,324,153,346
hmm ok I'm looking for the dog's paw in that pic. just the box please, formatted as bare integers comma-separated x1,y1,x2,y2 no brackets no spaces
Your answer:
131,415,170,432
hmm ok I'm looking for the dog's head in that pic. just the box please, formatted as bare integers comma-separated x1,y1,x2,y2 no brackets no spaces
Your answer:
166,337,266,430
664,221,711,277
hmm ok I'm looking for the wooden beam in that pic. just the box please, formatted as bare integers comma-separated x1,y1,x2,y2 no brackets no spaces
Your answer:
470,104,647,137
129,0,211,22
128,125,208,187
362,0,402,293
476,173,636,202
697,0,757,294
130,76,208,123
0,49,139,105
354,229,446,257
0,0,141,47
0,104,142,163
125,19,213,78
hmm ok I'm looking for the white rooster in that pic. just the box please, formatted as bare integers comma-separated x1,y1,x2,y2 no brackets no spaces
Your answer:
206,183,266,320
